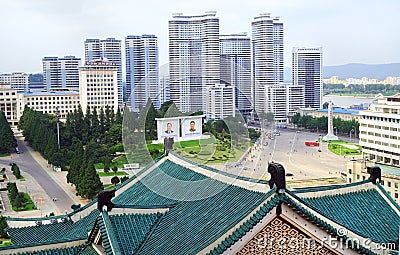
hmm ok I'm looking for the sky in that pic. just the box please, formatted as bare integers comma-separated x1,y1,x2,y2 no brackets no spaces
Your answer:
0,0,399,73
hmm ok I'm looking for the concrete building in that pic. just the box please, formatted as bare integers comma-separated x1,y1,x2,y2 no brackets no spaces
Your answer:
359,93,400,166
310,107,361,121
292,47,322,109
19,89,80,120
0,84,19,126
219,33,252,115
159,74,170,106
42,56,81,91
206,84,235,119
265,83,304,123
125,35,159,110
85,38,123,104
347,159,400,203
0,72,29,93
79,59,119,114
252,14,284,115
169,12,220,113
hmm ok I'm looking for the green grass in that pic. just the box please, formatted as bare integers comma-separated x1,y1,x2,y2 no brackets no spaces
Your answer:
0,153,10,157
98,171,128,177
103,184,115,190
95,154,129,170
9,192,37,212
327,140,362,156
0,238,12,247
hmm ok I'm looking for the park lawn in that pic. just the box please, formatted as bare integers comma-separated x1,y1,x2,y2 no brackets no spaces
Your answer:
9,192,37,212
0,238,12,247
103,184,115,190
98,171,128,177
0,153,10,157
327,140,362,156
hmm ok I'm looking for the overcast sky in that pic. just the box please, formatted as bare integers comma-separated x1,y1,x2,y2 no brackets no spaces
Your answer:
1,0,399,73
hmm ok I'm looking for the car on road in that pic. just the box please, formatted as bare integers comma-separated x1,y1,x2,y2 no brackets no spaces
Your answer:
285,173,294,177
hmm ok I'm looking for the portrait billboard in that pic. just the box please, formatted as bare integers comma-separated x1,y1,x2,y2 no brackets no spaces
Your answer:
157,118,179,141
181,117,202,138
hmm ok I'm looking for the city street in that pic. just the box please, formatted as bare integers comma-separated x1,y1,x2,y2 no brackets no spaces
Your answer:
0,134,80,215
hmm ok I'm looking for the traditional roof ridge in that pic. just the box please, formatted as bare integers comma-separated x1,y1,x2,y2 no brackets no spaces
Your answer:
376,182,400,213
98,210,122,255
292,179,371,194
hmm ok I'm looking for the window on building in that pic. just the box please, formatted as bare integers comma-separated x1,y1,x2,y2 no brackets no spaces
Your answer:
388,182,392,187
395,183,398,189
395,193,398,199
357,174,360,180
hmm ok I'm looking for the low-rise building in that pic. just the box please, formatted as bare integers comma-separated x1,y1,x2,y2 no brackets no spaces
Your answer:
0,84,19,126
297,107,361,121
0,72,29,93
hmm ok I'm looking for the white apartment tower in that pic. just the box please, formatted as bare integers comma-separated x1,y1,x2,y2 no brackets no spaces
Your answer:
220,33,252,115
84,38,123,104
0,72,29,93
169,12,220,113
206,84,235,120
252,14,284,115
359,94,400,167
265,83,304,123
79,59,119,114
42,56,81,91
125,35,159,111
292,47,323,109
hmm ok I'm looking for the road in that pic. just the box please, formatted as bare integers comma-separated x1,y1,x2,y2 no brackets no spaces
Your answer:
0,137,75,213
224,128,360,181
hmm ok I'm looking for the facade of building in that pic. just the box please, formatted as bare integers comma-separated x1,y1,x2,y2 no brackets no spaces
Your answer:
252,14,284,115
0,84,19,126
310,107,361,121
125,35,159,110
79,59,119,114
359,94,400,166
85,38,123,104
206,84,235,119
19,90,80,120
219,33,252,115
292,47,323,109
265,83,304,123
42,56,81,91
169,12,220,113
159,74,170,106
0,72,29,93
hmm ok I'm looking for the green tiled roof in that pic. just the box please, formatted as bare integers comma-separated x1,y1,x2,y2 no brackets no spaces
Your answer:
5,209,99,249
9,244,88,255
376,163,400,177
109,213,162,255
301,189,400,244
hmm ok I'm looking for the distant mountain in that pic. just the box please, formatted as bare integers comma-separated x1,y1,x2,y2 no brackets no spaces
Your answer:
323,63,400,80
284,63,400,82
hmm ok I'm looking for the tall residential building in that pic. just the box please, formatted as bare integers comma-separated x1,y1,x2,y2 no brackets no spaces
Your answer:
220,33,252,115
206,84,235,120
42,56,81,91
125,35,159,110
252,14,284,115
159,74,170,106
292,47,322,109
0,72,29,93
169,11,220,113
265,83,304,123
359,94,400,167
84,38,123,104
79,59,119,114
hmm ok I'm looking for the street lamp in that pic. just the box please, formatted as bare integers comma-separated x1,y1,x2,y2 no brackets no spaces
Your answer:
333,127,338,136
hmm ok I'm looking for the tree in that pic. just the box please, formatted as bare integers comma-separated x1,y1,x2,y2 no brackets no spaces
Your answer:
112,166,118,175
322,102,330,109
111,176,120,187
120,176,129,183
67,141,83,185
12,164,22,179
7,182,18,201
14,194,22,209
0,216,8,238
77,161,103,200
0,110,17,154
103,157,111,173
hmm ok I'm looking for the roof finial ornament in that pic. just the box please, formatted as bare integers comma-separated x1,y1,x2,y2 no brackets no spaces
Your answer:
367,166,381,185
268,162,286,193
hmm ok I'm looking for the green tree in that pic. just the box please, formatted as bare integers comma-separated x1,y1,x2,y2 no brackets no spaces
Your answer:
7,182,18,201
67,141,83,185
14,194,22,209
77,161,103,200
120,176,129,183
0,110,17,153
111,176,120,187
0,216,8,238
112,166,118,175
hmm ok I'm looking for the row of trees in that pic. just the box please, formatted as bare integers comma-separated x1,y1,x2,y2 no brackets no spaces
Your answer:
291,113,359,135
324,83,400,95
6,182,29,210
0,110,17,154
18,105,124,199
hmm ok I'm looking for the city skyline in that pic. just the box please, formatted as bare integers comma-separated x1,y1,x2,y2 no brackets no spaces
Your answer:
1,0,399,73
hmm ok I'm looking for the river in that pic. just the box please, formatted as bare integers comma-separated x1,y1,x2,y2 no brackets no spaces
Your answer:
323,95,376,108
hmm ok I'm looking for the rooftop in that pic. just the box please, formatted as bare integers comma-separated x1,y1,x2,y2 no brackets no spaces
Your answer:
316,107,359,115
